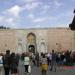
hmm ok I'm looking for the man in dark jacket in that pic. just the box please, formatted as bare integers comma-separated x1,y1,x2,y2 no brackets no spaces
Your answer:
35,52,39,67
50,50,57,72
3,50,11,75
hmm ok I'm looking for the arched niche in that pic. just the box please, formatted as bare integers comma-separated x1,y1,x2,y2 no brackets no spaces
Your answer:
27,33,36,53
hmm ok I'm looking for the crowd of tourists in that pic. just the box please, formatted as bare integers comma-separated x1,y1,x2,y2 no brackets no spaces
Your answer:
0,49,75,75
0,50,20,75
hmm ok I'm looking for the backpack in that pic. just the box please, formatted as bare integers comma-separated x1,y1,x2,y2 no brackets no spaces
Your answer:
10,56,18,69
3,54,10,68
24,57,30,65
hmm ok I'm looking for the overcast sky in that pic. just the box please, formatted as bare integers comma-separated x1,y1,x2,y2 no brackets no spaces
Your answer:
0,0,75,28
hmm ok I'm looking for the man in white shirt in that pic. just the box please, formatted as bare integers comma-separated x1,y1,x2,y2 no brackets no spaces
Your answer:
24,53,31,74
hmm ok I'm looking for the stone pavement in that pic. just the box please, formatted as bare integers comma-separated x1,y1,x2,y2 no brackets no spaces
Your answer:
18,60,75,75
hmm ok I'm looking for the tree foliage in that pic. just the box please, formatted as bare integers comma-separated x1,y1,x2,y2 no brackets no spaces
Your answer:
0,26,10,29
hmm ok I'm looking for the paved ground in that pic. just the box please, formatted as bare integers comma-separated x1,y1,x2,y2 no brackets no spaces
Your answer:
18,60,75,75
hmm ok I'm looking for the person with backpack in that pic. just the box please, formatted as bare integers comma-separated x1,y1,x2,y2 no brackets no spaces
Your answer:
0,53,4,75
3,50,11,75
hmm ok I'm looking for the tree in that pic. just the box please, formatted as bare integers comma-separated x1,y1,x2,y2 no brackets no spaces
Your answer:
0,25,10,29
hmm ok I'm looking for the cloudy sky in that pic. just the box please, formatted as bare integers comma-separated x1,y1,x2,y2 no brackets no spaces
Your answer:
0,0,75,28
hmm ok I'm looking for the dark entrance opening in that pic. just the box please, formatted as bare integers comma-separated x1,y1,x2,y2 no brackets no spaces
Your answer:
28,45,35,53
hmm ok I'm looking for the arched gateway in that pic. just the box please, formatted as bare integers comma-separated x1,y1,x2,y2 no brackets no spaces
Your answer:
27,33,36,53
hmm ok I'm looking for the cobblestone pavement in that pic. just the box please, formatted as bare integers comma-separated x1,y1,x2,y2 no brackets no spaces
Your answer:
18,60,75,75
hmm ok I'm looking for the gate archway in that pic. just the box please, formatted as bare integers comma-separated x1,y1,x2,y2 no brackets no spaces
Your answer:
27,33,36,53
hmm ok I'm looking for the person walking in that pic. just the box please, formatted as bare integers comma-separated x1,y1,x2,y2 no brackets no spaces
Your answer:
16,53,20,74
35,52,39,67
10,53,19,75
50,50,57,72
31,53,36,66
47,53,50,65
24,53,31,74
0,53,4,75
40,54,48,75
3,50,11,75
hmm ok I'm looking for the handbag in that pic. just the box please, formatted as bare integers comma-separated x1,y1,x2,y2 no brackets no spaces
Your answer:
0,56,3,67
28,65,31,73
41,64,48,71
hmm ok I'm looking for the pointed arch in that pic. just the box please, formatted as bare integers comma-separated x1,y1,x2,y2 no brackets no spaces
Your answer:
27,32,36,53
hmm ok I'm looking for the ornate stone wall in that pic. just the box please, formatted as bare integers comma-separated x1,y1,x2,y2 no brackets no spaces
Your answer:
0,28,74,53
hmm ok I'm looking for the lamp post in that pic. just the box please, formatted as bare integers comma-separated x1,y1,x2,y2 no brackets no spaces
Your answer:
69,9,75,50
69,9,75,30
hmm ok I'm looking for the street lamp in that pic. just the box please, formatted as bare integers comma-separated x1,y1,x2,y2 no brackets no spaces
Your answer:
69,9,75,49
69,9,75,30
